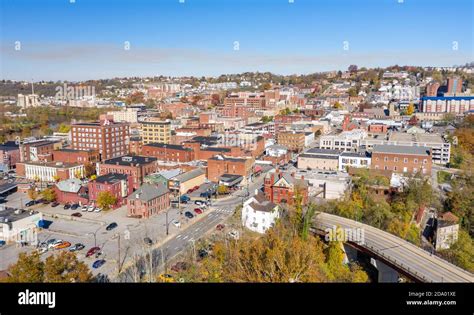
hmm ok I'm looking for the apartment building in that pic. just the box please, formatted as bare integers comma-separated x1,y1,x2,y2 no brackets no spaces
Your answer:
207,155,254,183
141,143,194,163
71,119,130,161
97,155,158,190
298,148,341,171
319,129,368,152
140,119,171,144
370,145,432,175
19,140,59,162
277,131,306,152
16,161,85,182
361,132,450,165
53,149,100,165
338,151,372,171
106,108,139,123
420,96,474,115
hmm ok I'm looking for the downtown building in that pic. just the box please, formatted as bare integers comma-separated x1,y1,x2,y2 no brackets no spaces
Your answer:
71,118,130,161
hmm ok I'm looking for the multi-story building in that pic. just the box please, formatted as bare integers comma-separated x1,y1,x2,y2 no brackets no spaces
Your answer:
425,82,440,97
127,183,170,219
419,96,474,115
19,140,59,162
338,151,371,171
53,149,100,165
446,77,463,95
293,169,351,200
297,148,340,171
141,143,194,163
71,119,130,161
97,156,158,190
168,168,206,194
0,141,20,171
0,208,43,245
319,129,368,152
264,169,309,205
370,145,432,175
88,173,133,208
434,212,459,250
16,161,84,182
277,131,306,152
361,132,450,165
140,119,171,145
242,191,279,234
106,108,139,123
207,155,254,183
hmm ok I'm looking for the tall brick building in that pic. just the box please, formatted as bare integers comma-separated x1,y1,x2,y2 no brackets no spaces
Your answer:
71,119,129,161
207,155,254,183
141,143,194,162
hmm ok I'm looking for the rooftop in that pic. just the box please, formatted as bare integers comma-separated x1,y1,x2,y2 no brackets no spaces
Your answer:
372,144,431,156
171,168,206,183
144,143,191,151
128,183,169,202
103,155,157,166
94,173,128,184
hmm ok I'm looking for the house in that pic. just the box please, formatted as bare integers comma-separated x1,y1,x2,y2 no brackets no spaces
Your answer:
88,173,133,208
0,208,43,245
54,178,89,205
242,191,280,234
264,169,309,205
127,183,170,219
435,212,459,250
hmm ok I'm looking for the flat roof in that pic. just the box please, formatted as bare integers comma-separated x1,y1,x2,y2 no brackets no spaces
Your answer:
372,144,431,156
144,143,191,151
172,168,205,183
94,173,128,184
104,156,157,166
0,207,40,226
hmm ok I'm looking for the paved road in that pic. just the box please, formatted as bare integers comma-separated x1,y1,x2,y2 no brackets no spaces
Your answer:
313,212,474,283
116,175,265,282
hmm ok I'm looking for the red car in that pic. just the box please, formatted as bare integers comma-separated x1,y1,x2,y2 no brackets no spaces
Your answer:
194,208,203,214
187,188,194,194
71,212,82,217
193,185,200,190
86,246,101,258
216,224,225,231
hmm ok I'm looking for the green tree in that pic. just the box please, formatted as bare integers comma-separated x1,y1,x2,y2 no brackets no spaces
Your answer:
96,191,117,210
44,251,93,283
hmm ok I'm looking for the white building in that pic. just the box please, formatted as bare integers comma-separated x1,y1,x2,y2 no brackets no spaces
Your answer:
338,151,371,171
0,207,43,245
435,212,459,251
17,94,40,108
265,144,288,157
319,129,368,152
21,162,84,182
242,191,280,234
293,169,351,200
107,108,139,123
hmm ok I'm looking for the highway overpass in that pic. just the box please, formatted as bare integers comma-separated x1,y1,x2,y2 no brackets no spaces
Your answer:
312,212,474,283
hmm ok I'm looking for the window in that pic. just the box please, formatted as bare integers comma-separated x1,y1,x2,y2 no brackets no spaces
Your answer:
404,158,408,163
394,157,398,162
414,159,418,163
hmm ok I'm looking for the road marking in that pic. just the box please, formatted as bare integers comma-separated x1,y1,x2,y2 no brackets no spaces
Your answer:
182,235,188,240
194,228,200,232
176,234,182,239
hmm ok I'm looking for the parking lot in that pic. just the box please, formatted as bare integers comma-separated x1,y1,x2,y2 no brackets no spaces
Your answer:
0,190,216,277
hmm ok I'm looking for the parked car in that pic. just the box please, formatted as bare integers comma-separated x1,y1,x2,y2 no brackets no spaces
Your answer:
193,185,200,191
228,230,240,240
48,239,63,249
87,205,95,212
51,201,60,207
69,243,85,252
25,200,36,207
184,211,194,219
158,273,174,283
37,246,48,254
171,220,181,228
86,246,101,257
71,204,79,210
94,207,102,213
54,241,71,250
194,208,203,215
216,224,225,231
0,240,6,248
194,200,205,206
144,237,153,246
171,262,189,273
81,205,88,212
106,222,118,231
71,212,82,217
63,203,71,210
198,249,209,259
92,259,106,269
42,199,50,205
180,195,190,203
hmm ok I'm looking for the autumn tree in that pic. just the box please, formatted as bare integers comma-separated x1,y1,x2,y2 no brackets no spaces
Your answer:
406,103,415,115
217,185,229,195
96,191,117,210
5,252,44,282
44,251,93,283
27,187,39,201
41,188,56,202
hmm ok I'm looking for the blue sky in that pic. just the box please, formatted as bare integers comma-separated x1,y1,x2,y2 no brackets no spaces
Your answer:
1,0,473,81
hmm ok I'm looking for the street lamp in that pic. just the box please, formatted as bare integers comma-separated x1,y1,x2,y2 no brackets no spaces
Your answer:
87,225,102,247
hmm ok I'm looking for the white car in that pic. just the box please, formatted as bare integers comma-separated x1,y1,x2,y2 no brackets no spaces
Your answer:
171,220,181,228
81,205,88,212
87,205,95,212
48,240,63,249
94,207,102,213
37,247,48,254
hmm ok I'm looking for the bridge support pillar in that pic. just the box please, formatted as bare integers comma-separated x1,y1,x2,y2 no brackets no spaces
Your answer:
370,258,399,283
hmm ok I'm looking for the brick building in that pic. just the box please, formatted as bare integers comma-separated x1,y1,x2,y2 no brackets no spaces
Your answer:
127,183,170,219
264,170,309,205
53,149,100,165
277,131,306,152
370,145,432,175
0,141,20,171
53,178,88,205
207,155,254,183
71,119,130,161
141,143,194,162
97,156,158,190
19,140,58,162
129,137,142,155
88,173,133,208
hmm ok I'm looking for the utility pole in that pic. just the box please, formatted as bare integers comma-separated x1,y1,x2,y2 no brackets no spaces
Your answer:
165,209,169,236
117,234,121,273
